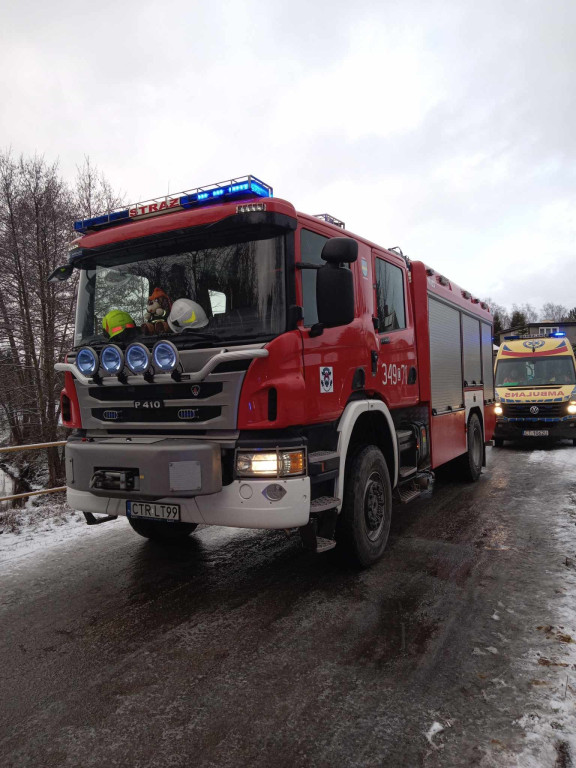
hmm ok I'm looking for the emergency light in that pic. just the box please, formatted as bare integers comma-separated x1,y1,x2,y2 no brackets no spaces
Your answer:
551,332,566,337
74,175,273,233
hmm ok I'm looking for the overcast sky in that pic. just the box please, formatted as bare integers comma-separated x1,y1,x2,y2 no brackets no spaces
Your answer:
1,0,575,312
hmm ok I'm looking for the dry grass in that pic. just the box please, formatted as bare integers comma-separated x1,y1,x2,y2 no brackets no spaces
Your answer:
0,492,70,535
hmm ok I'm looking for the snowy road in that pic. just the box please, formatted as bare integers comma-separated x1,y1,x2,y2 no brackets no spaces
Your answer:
1,445,576,767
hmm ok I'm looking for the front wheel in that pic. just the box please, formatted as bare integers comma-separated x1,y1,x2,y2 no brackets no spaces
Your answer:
457,413,484,481
337,445,392,568
128,518,198,542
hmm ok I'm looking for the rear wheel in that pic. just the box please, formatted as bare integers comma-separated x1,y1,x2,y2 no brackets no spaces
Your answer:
128,518,198,542
457,413,483,481
337,445,392,568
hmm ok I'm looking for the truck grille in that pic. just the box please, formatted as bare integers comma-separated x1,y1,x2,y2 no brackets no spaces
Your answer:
502,403,564,418
88,382,223,402
92,406,221,423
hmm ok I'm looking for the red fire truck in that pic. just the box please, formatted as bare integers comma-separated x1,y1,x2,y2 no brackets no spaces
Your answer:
51,175,495,567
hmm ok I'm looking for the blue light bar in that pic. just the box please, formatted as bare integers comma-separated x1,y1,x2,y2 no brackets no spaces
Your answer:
179,176,272,209
551,331,566,337
73,175,273,233
73,209,130,233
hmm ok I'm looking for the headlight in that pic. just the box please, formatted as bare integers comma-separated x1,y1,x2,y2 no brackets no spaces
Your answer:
494,404,503,415
100,345,123,375
153,341,178,372
76,347,98,376
236,450,305,477
125,343,150,374
568,403,576,415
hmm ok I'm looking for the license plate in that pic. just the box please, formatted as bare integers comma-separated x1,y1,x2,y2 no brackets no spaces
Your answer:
522,430,548,437
126,501,180,521
133,400,164,409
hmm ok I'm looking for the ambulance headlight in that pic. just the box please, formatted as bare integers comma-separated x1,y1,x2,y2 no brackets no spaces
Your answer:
153,341,178,372
494,403,503,415
236,449,305,477
126,343,150,374
101,345,123,375
567,402,576,415
76,347,98,376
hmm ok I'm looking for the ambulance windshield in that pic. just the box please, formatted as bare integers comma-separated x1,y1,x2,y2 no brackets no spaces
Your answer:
495,356,576,387
74,234,286,347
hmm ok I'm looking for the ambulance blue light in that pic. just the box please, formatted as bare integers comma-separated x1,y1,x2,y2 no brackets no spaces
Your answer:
552,332,566,337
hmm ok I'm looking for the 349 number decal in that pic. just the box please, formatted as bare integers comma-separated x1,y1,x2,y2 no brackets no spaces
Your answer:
381,363,408,386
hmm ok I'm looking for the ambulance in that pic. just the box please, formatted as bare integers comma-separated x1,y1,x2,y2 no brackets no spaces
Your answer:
493,335,576,446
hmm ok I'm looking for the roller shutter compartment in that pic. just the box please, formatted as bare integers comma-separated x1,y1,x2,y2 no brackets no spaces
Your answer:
429,298,463,413
462,314,481,386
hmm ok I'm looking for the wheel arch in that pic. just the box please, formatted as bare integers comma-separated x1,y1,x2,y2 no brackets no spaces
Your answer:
335,400,398,511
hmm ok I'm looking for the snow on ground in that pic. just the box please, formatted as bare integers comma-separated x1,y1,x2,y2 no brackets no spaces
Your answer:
0,494,128,563
500,444,576,768
2,446,576,765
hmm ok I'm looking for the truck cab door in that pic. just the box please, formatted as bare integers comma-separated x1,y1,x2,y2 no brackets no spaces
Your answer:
373,251,419,407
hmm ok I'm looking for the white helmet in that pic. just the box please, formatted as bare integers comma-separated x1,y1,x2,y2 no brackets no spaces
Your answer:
168,299,209,332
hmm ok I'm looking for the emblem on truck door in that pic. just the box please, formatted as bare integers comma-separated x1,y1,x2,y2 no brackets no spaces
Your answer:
320,367,334,393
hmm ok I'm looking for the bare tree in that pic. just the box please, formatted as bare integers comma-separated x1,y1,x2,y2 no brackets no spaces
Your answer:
512,303,539,323
540,302,568,322
0,152,122,503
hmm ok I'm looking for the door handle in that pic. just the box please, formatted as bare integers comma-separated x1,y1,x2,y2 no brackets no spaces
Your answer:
380,337,391,345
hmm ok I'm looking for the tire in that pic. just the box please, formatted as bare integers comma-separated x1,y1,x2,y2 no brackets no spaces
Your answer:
128,518,198,542
457,413,484,481
493,437,504,448
572,438,576,447
337,445,392,568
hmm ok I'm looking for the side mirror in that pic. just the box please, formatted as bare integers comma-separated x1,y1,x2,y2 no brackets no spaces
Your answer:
321,237,358,264
316,263,354,328
48,264,74,283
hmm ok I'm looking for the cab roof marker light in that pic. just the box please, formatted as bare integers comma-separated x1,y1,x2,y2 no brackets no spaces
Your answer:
73,175,273,233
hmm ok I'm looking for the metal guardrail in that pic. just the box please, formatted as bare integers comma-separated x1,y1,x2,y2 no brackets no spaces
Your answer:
0,441,67,503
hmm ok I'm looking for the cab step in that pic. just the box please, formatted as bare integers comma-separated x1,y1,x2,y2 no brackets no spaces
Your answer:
308,451,340,475
395,470,434,504
398,465,417,479
315,537,337,553
310,495,340,513
396,482,421,504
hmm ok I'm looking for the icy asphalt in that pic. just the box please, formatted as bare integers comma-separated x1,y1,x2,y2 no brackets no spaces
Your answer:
1,445,576,768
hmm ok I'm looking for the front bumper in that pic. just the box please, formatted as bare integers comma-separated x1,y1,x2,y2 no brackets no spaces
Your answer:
494,418,576,440
65,436,311,529
67,476,310,529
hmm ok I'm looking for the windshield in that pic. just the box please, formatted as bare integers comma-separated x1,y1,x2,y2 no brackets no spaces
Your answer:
74,235,286,347
495,356,576,387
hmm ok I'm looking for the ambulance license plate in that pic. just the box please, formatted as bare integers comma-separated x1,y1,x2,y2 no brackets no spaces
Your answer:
126,501,180,521
522,430,548,437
